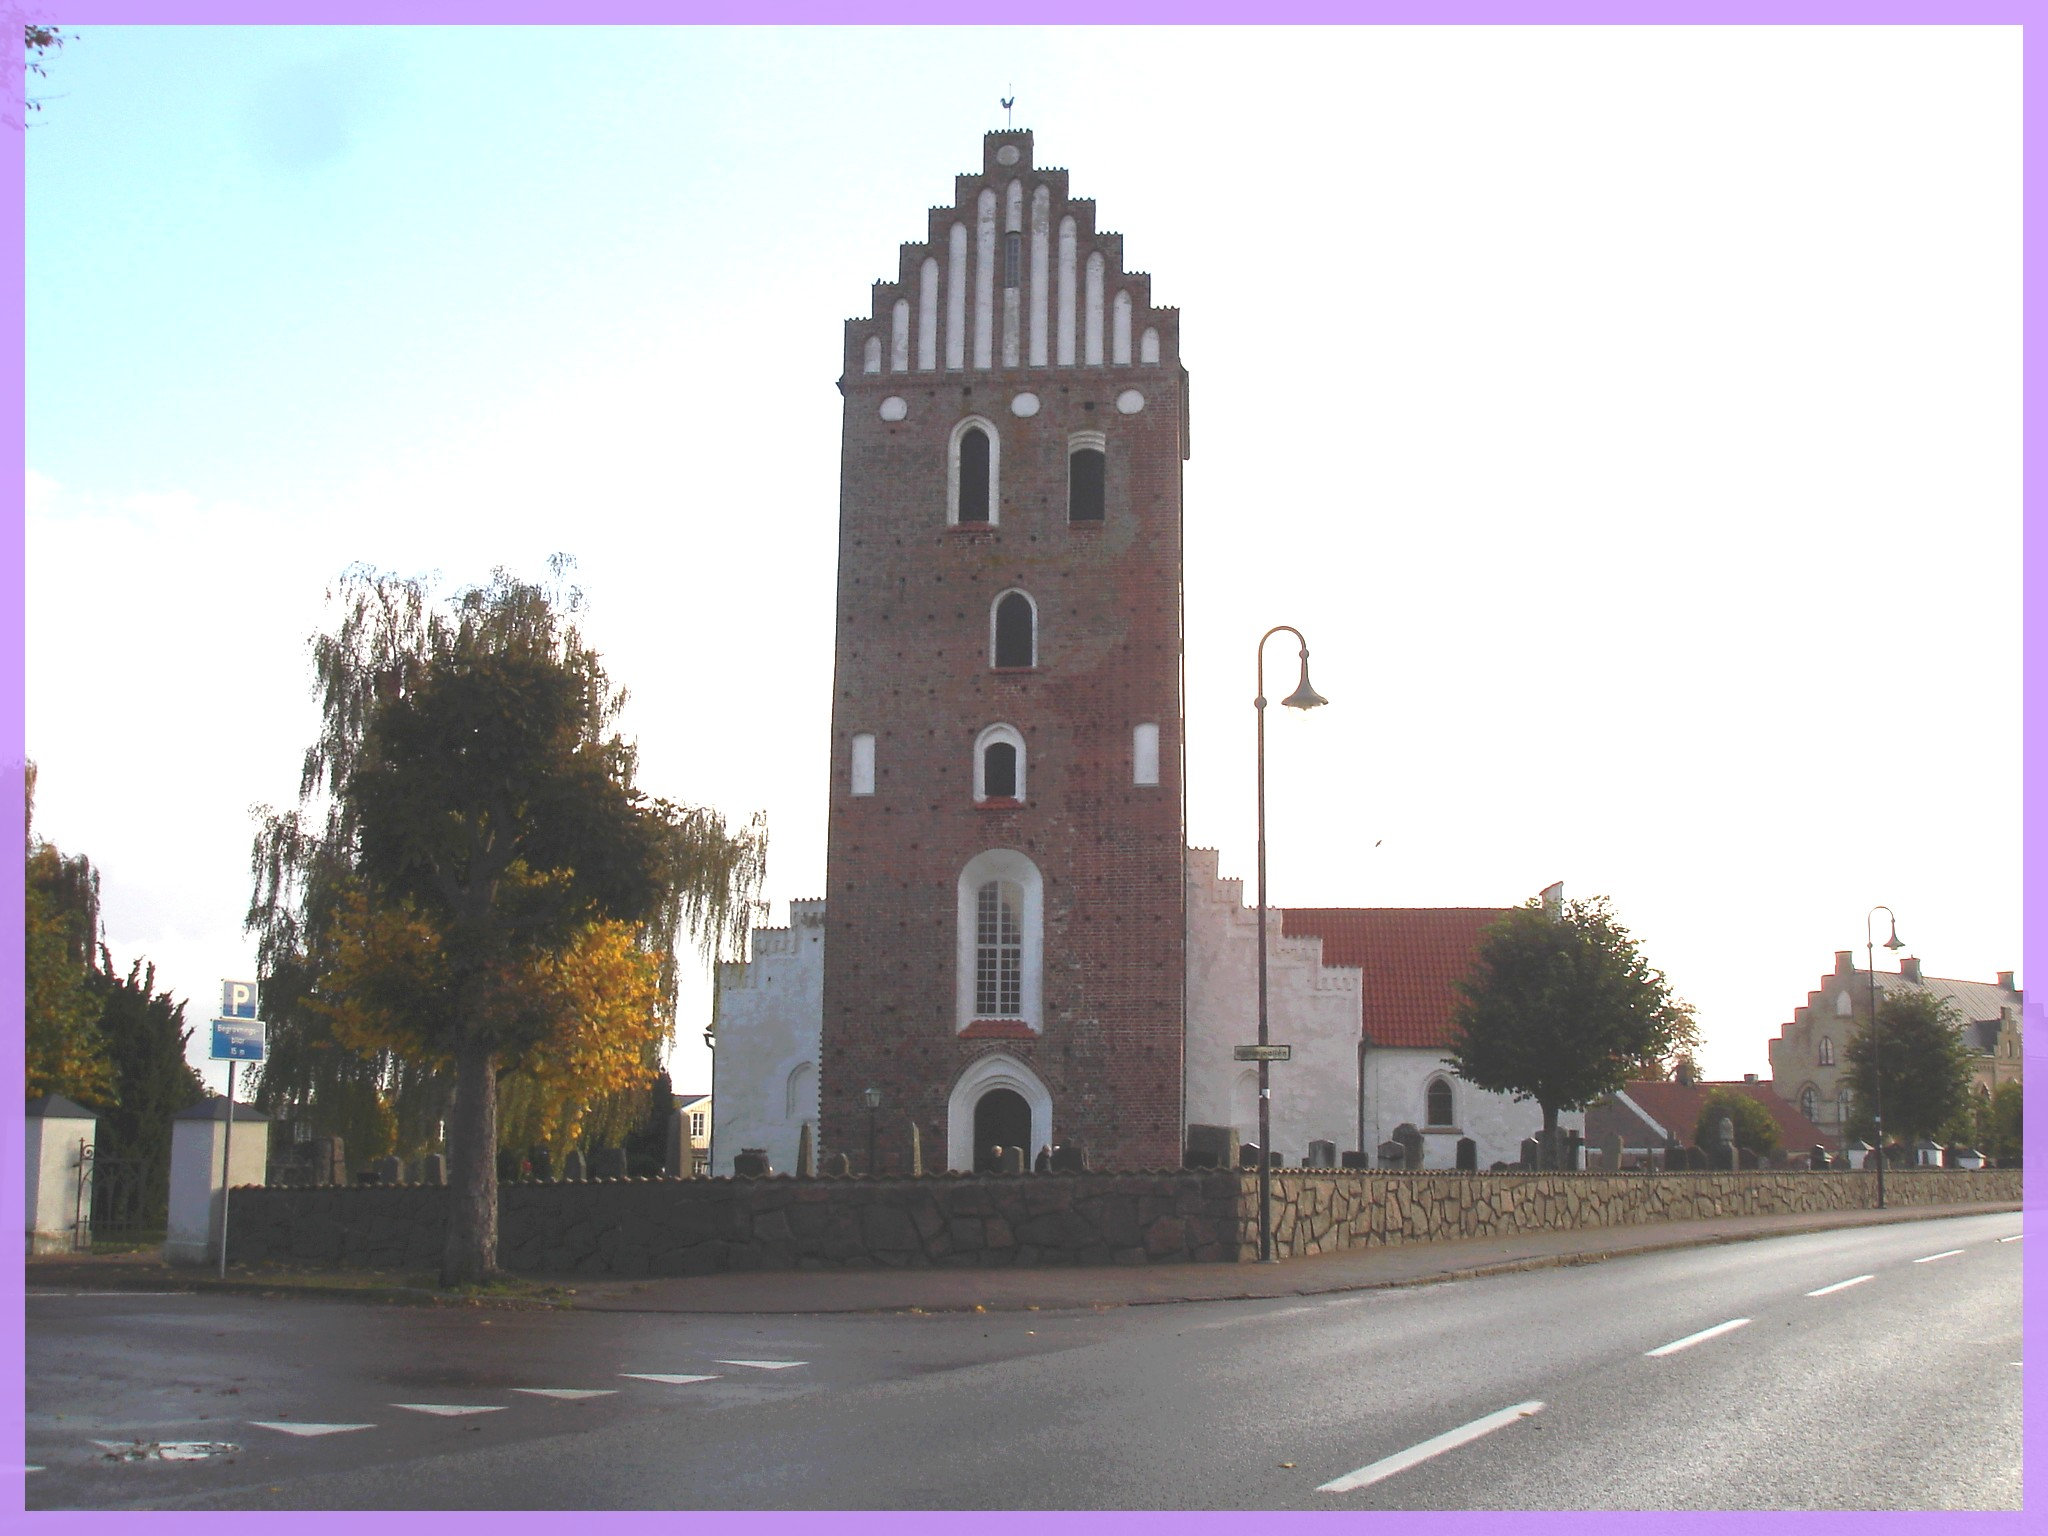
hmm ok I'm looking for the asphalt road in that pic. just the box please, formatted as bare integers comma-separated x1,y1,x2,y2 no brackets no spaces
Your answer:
25,1210,2022,1510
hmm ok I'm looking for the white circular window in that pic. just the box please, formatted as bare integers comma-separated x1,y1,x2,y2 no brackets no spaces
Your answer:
1010,392,1040,418
879,396,908,422
996,145,1020,166
1115,389,1146,415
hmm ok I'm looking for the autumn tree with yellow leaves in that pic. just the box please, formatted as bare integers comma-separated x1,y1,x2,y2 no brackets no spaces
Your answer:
248,563,765,1286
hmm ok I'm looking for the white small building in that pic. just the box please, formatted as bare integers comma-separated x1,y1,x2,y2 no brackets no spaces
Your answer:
25,1093,98,1255
710,855,1573,1174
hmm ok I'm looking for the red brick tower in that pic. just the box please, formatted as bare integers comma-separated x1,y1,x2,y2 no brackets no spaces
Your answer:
819,130,1188,1172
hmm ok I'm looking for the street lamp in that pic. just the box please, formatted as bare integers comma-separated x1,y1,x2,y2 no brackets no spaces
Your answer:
1865,906,1903,1209
863,1085,882,1176
1255,625,1328,1263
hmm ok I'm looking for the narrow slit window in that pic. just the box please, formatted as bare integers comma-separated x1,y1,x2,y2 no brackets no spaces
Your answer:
983,741,1017,799
1132,722,1160,786
1069,447,1106,522
850,732,876,796
993,592,1035,668
958,427,991,523
1004,231,1022,289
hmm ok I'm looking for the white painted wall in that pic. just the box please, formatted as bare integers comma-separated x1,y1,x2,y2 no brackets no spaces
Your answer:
163,1103,269,1266
25,1104,96,1255
710,898,825,1176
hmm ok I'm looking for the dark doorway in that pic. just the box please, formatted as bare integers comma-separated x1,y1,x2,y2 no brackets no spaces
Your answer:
974,1088,1032,1171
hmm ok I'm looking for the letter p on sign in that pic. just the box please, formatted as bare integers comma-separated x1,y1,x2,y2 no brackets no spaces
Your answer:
222,980,259,1020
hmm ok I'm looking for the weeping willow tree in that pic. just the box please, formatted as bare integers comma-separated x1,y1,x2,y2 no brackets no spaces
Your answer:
247,560,765,1284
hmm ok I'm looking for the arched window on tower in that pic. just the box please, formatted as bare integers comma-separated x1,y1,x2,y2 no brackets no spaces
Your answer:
952,421,995,524
1818,1036,1835,1067
1799,1085,1818,1123
991,590,1036,669
975,880,1025,1017
1425,1077,1455,1128
956,849,1044,1032
974,723,1026,803
1069,431,1106,522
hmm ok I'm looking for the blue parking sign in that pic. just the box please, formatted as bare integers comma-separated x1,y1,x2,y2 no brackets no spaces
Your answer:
210,1017,266,1061
220,980,259,1020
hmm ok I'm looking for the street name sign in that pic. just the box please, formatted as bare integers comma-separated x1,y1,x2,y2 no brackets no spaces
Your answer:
1233,1043,1292,1062
210,1017,266,1062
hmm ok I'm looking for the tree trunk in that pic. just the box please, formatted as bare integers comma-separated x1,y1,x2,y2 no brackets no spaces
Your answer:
441,1044,500,1287
1540,1101,1560,1171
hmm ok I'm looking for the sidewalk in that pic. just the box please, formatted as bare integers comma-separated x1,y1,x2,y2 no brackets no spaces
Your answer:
27,1200,2016,1315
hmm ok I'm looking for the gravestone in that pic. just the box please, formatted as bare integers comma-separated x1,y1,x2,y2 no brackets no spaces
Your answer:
906,1122,920,1178
562,1150,586,1182
1185,1124,1239,1170
528,1146,553,1182
1239,1142,1264,1171
1455,1137,1478,1172
1034,1145,1052,1173
592,1147,627,1180
1050,1143,1088,1173
1518,1137,1541,1170
1001,1146,1026,1175
733,1148,772,1178
1392,1123,1425,1171
1340,1151,1370,1170
1601,1132,1625,1173
821,1151,851,1177
1809,1144,1829,1171
419,1152,445,1186
796,1121,815,1178
311,1136,347,1186
376,1155,403,1186
1736,1146,1760,1170
1306,1139,1336,1169
1377,1139,1407,1170
665,1108,685,1177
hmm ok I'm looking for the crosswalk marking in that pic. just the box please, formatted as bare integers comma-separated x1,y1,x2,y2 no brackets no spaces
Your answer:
511,1388,616,1400
620,1373,719,1386
390,1403,506,1417
249,1421,375,1437
1646,1318,1750,1357
715,1360,808,1370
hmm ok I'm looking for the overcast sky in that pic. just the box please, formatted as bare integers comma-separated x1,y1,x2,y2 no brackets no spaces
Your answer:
24,25,2021,1100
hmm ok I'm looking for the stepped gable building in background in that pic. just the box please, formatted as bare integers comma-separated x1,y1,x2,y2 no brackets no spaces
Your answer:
1766,951,2023,1138
709,131,1575,1176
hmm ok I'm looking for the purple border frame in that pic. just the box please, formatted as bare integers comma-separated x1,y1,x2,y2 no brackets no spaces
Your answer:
6,7,2034,1532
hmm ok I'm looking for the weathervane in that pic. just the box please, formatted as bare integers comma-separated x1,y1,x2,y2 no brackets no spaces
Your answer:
1002,89,1015,130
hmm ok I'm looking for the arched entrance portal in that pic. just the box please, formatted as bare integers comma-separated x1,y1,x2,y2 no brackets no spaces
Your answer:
973,1088,1033,1171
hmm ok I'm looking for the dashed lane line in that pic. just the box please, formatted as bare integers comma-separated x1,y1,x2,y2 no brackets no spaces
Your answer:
715,1360,808,1370
1646,1318,1750,1358
620,1374,720,1386
1806,1275,1874,1297
249,1422,375,1438
390,1404,506,1417
512,1388,617,1400
1998,1235,2021,1244
1317,1401,1545,1493
1913,1249,1964,1264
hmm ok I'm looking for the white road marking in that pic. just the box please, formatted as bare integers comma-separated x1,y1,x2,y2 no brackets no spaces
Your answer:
26,1465,44,1473
512,1388,616,1400
620,1373,719,1386
1646,1318,1751,1357
1806,1275,1874,1297
28,1291,190,1298
1913,1249,1964,1264
249,1421,375,1437
714,1359,808,1370
390,1403,506,1417
1318,1401,1545,1493
1998,1234,2021,1244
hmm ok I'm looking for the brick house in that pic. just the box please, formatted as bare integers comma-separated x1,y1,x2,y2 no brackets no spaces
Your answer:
1586,1077,1835,1164
1765,951,2022,1138
709,130,1572,1176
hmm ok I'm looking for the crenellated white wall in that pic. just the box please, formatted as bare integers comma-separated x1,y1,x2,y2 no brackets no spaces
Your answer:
709,899,825,1177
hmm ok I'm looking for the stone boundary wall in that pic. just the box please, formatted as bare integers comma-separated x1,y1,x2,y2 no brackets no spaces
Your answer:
218,1168,2022,1276
223,1171,1243,1275
1247,1168,2025,1259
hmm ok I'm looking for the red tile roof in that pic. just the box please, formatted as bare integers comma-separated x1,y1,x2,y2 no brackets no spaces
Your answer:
1280,908,1509,1050
1590,1079,1836,1152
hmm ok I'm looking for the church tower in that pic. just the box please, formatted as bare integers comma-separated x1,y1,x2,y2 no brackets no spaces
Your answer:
819,130,1189,1172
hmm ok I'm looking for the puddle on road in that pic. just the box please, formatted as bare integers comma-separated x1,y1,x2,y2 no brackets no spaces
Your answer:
94,1440,240,1463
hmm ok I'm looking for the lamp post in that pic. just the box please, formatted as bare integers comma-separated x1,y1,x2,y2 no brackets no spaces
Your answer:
1865,906,1903,1208
1255,625,1328,1262
863,1085,881,1176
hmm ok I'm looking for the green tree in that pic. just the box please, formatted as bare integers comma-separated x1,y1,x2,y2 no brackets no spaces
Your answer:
248,563,765,1285
1692,1087,1781,1158
25,763,114,1105
86,956,207,1224
1447,895,1696,1166
1841,987,1975,1150
1981,1080,2022,1165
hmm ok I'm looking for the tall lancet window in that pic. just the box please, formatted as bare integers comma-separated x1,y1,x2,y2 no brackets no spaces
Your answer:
992,590,1036,668
950,417,999,525
975,880,1025,1017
